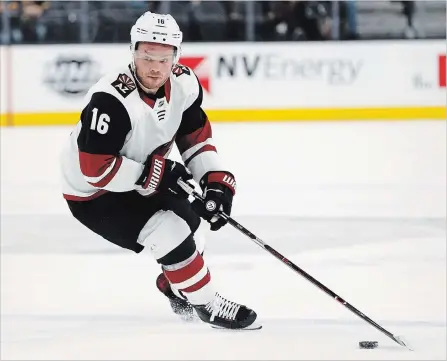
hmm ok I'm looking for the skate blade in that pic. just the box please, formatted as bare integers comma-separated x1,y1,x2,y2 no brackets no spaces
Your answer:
211,324,262,331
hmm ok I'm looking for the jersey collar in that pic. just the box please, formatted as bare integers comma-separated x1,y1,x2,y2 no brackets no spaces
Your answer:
128,64,172,108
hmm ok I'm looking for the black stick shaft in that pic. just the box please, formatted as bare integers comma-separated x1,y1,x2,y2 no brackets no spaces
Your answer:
177,180,409,348
227,217,397,342
226,217,398,341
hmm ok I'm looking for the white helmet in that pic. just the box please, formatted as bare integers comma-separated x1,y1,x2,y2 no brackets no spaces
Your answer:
130,12,183,65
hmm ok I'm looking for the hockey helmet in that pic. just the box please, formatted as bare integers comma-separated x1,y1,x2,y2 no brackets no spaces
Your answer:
130,12,183,65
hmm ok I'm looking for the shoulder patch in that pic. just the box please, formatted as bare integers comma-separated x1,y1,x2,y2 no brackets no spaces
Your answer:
111,73,136,98
172,64,191,77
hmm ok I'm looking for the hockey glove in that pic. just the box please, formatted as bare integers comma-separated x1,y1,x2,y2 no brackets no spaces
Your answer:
192,171,236,231
136,154,193,197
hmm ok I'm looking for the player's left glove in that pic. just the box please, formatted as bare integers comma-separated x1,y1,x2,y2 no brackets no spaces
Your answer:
192,171,236,231
136,154,193,198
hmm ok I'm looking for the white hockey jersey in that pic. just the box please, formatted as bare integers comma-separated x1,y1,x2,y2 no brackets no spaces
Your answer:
60,64,224,201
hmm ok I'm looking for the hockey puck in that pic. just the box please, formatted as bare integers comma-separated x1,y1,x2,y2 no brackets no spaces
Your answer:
359,341,378,349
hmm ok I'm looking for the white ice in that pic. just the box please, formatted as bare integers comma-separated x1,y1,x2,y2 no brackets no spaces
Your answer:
1,122,446,360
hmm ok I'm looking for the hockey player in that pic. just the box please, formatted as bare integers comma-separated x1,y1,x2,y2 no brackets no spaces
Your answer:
60,11,258,330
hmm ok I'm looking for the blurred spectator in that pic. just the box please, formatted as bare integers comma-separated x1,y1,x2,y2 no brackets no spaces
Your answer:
389,1,417,38
269,1,296,40
19,1,49,42
270,1,332,41
187,0,203,41
1,0,445,44
222,1,245,41
188,0,227,41
401,1,417,38
127,1,159,12
0,1,23,43
299,1,333,40
345,0,359,39
147,1,161,12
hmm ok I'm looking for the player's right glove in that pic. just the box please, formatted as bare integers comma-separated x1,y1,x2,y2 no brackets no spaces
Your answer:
191,171,236,231
136,154,193,197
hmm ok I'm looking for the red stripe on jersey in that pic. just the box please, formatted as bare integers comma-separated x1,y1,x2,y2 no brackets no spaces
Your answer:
89,156,123,188
141,94,156,108
176,119,212,155
181,271,211,293
79,152,115,177
184,144,217,167
165,78,171,102
63,189,108,201
79,152,123,188
152,135,176,157
139,79,171,107
163,252,205,284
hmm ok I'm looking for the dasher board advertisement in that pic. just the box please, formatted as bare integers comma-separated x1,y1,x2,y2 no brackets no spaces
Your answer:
1,41,445,126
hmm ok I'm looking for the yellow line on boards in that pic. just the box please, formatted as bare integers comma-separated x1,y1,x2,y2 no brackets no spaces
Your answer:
1,107,446,126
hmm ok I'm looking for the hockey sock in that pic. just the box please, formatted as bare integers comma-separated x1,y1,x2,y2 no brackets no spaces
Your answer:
162,250,214,305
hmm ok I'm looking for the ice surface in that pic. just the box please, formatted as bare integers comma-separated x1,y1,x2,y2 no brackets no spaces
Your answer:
1,124,446,360
2,235,446,360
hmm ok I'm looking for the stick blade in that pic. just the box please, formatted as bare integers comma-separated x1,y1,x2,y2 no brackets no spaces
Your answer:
393,335,414,351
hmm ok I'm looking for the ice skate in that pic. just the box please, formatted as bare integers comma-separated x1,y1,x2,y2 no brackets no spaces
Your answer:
156,272,195,321
193,292,261,330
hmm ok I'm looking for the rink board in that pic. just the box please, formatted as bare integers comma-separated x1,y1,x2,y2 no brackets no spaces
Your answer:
1,41,446,126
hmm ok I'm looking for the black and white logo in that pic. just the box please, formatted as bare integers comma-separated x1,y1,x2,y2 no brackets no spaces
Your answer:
205,200,217,212
111,73,136,98
43,55,101,96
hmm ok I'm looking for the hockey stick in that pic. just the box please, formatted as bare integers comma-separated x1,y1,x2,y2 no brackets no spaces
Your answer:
177,179,412,350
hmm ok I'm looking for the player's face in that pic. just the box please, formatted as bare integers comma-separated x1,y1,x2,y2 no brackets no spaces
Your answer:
134,42,175,91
